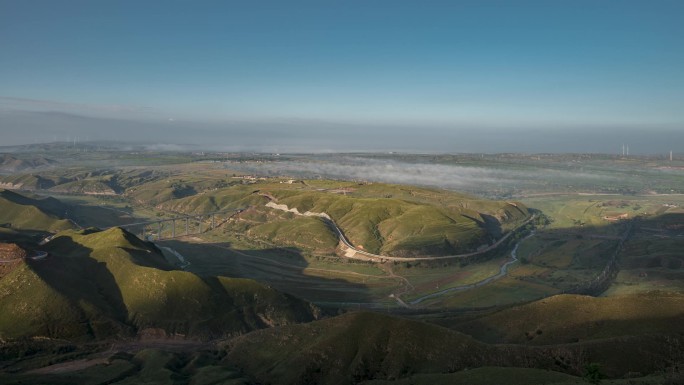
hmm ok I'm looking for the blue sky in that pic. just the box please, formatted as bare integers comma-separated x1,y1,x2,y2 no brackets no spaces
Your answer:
1,1,683,152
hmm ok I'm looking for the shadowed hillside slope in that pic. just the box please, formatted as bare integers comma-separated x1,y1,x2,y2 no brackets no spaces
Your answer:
448,292,684,345
226,311,684,384
0,189,74,232
0,227,319,341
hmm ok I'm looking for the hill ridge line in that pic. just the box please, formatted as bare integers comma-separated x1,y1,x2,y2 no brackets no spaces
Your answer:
262,195,535,262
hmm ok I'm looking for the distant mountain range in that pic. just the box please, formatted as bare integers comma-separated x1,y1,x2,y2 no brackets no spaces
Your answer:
0,154,56,173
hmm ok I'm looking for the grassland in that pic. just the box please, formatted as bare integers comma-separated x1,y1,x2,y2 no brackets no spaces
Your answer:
605,211,684,296
497,194,684,300
2,161,532,257
154,179,530,257
446,292,684,345
364,368,680,385
0,226,319,341
0,189,75,233
3,299,684,384
3,151,684,383
17,176,643,311
225,310,684,384
158,236,397,306
4,159,682,313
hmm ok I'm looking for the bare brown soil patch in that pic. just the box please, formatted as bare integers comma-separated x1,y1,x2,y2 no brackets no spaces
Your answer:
0,242,27,260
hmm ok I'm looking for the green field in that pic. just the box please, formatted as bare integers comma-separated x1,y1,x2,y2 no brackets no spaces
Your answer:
3,151,684,383
4,160,684,312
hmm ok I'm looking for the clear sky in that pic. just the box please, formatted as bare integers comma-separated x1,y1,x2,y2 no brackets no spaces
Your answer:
1,0,683,153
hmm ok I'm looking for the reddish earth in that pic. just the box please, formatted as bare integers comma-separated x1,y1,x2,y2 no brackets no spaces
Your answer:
0,243,26,278
0,242,27,260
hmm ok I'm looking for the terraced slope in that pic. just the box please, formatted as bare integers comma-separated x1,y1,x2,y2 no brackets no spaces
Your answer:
0,227,319,341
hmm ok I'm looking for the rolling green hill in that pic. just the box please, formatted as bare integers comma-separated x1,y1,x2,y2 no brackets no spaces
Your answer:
0,154,56,173
154,183,265,213
270,188,526,256
1,170,530,257
1,180,683,384
157,181,530,257
3,307,683,384
0,189,75,232
47,178,117,195
363,368,587,385
226,311,605,384
225,310,684,384
0,168,171,196
0,227,319,341
0,173,62,190
226,311,498,385
449,292,684,345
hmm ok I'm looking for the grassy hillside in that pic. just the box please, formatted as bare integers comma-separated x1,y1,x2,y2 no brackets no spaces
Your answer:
363,367,684,385
0,344,253,385
0,189,75,232
267,182,529,256
3,309,684,384
0,173,62,190
1,169,530,257
226,310,684,384
0,154,56,173
157,181,530,257
154,183,265,213
447,292,684,345
226,311,493,385
0,227,319,341
225,311,581,385
48,178,117,195
7,163,683,383
246,213,340,251
363,368,587,385
0,167,172,196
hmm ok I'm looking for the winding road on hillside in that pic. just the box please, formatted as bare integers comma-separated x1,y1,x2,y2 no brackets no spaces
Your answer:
260,194,535,262
332,217,534,262
408,231,536,305
258,193,537,307
188,241,397,282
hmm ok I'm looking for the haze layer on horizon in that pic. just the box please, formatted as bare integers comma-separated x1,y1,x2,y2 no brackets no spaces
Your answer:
1,1,682,154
